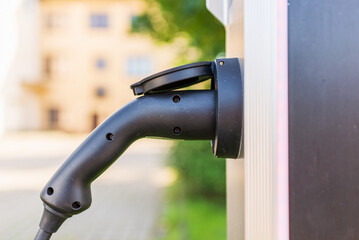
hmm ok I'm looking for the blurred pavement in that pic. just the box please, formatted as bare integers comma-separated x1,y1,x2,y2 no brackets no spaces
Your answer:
0,131,174,240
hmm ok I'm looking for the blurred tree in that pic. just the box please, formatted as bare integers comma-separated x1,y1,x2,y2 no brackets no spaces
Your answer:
131,0,225,62
132,0,226,201
133,1,227,236
169,141,226,199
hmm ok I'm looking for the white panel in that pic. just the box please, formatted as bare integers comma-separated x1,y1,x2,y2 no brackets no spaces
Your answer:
225,0,244,239
206,0,232,26
245,1,277,239
244,0,288,240
276,1,289,239
208,0,288,239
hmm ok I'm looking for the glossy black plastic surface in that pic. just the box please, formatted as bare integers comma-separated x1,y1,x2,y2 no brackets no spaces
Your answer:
212,58,243,158
130,61,213,95
36,57,243,240
131,58,243,158
36,90,216,239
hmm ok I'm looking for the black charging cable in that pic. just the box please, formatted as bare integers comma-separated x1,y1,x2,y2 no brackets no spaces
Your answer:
34,229,52,240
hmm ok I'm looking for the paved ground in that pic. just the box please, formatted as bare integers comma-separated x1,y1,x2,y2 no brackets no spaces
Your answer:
0,132,173,240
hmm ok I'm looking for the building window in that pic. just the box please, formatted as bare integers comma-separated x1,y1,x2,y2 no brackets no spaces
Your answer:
92,114,99,130
45,13,66,29
95,58,106,70
44,56,52,77
130,15,138,31
126,57,154,77
48,108,59,129
43,56,68,77
130,15,146,32
96,87,106,97
90,14,108,28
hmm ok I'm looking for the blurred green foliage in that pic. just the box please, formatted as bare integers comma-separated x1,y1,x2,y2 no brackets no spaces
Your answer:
159,146,226,240
133,2,227,238
131,0,225,61
159,185,226,240
132,0,226,199
169,141,226,199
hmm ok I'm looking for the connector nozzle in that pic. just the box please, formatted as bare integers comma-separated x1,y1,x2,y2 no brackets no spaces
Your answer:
34,228,52,240
35,205,69,240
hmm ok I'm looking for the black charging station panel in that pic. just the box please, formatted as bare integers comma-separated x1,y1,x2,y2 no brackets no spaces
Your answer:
289,0,359,239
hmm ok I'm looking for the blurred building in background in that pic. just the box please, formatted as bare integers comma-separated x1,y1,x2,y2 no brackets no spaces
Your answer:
0,0,41,134
6,0,177,133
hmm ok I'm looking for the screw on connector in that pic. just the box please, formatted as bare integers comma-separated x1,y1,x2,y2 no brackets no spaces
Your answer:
47,187,54,196
106,133,114,141
173,127,182,135
172,95,181,103
219,61,224,66
72,201,81,210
